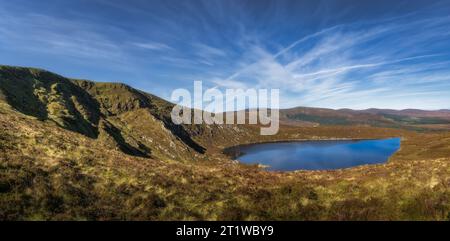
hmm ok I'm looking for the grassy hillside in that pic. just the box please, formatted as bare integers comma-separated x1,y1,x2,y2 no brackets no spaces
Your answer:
0,66,214,161
1,66,449,220
281,107,450,130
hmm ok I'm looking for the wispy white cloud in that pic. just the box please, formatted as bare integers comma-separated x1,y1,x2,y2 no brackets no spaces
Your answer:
0,11,125,62
132,42,174,51
194,43,227,57
204,14,450,110
212,78,248,89
1,0,450,110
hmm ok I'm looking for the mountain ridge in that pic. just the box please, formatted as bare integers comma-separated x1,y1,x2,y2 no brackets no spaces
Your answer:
2,65,450,142
0,65,210,160
1,65,450,221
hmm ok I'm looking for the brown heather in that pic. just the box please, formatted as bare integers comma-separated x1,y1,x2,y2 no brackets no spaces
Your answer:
0,65,449,220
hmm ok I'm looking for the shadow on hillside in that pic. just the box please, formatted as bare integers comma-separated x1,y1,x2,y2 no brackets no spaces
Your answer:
101,121,151,158
0,67,100,138
0,66,203,157
161,117,206,154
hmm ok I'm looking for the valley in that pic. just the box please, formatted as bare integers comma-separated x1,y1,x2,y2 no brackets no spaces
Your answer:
0,65,449,220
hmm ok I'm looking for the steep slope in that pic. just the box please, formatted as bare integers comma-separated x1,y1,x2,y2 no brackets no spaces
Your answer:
0,105,249,220
1,97,449,220
72,79,208,158
0,66,100,138
0,66,206,161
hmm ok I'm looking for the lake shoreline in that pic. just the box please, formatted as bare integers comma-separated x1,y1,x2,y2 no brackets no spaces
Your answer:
223,137,401,159
224,138,402,172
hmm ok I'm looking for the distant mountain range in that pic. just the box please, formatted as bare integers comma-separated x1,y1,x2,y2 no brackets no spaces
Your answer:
280,107,450,129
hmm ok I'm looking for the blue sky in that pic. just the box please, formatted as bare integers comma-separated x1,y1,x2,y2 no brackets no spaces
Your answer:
1,0,450,110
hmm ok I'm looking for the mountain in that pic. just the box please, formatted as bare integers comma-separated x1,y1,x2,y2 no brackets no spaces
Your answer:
280,107,450,129
1,65,449,221
360,108,450,119
0,66,254,162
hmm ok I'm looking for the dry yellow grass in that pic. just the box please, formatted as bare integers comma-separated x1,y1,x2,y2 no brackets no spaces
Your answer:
1,66,449,220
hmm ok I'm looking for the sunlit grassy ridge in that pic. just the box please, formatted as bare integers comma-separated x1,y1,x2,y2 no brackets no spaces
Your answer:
0,66,449,220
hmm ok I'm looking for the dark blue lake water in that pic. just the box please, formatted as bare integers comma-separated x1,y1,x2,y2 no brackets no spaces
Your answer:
236,138,401,171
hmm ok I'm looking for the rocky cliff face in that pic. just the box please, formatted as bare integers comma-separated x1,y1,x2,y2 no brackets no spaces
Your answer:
0,65,208,161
